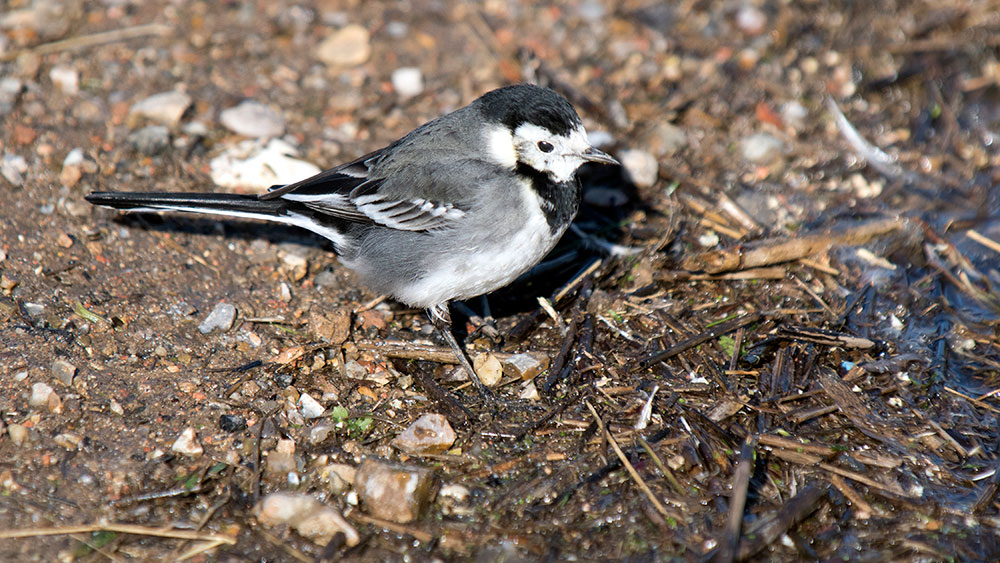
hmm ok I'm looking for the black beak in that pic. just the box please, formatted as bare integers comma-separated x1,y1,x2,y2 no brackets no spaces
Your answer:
581,146,619,166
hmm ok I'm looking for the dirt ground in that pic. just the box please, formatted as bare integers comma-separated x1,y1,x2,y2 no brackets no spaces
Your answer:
3,0,1000,560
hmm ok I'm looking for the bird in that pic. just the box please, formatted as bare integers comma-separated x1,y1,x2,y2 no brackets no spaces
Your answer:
86,83,619,401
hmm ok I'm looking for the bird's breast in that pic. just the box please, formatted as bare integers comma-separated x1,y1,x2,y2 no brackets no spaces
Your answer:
390,176,572,308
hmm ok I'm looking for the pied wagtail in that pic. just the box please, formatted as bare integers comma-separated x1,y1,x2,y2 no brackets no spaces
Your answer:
87,84,619,400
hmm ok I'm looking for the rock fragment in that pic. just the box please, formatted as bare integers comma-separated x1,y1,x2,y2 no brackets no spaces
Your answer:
171,428,203,456
316,24,371,67
299,392,326,419
209,139,321,190
198,302,237,334
219,100,285,138
502,353,548,380
739,133,785,165
50,359,76,386
130,91,192,127
255,492,359,546
472,353,503,387
391,413,456,455
391,67,424,99
619,149,659,188
128,125,170,155
266,439,298,476
355,459,435,523
49,65,78,95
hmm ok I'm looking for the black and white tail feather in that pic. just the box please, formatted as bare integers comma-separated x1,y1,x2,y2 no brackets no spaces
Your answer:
87,148,467,253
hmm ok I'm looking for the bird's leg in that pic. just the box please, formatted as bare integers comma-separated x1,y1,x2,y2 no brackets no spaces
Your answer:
427,303,496,401
451,300,501,344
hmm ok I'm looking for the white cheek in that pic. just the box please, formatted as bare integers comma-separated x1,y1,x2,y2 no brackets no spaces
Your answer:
485,126,517,169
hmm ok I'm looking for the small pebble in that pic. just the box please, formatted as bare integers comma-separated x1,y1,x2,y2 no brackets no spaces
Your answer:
255,492,360,546
472,353,503,387
130,91,192,127
309,308,352,345
22,302,44,317
219,100,286,138
439,483,473,516
53,432,82,450
60,147,92,187
50,359,76,386
699,231,720,247
109,399,124,416
641,122,687,157
502,353,548,380
345,359,368,379
391,67,424,99
7,423,28,446
735,4,767,35
0,78,22,114
171,427,203,455
128,125,171,155
313,268,340,289
1,153,28,186
354,459,435,523
318,463,356,494
391,413,456,454
198,302,237,334
298,392,326,419
282,251,309,281
210,138,321,190
316,24,371,67
781,101,808,132
619,149,659,188
266,439,298,476
29,382,56,408
385,21,408,38
219,413,247,433
439,483,470,503
48,65,78,95
308,421,335,444
519,381,540,401
739,133,785,164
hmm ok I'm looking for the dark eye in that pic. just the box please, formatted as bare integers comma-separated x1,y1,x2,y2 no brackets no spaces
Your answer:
537,141,554,153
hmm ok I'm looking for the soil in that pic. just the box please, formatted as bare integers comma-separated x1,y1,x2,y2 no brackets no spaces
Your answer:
2,0,1000,561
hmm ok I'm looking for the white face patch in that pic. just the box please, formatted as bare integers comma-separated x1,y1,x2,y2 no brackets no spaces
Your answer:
484,124,517,169
512,122,594,183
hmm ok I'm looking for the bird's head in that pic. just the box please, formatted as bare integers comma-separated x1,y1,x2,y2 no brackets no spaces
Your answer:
478,84,618,183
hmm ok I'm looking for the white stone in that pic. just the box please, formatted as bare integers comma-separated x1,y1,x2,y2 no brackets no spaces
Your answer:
171,427,204,455
219,100,285,138
131,91,192,127
739,133,785,164
391,67,424,99
619,149,659,188
299,392,326,419
49,65,78,95
391,413,456,454
255,492,360,546
316,25,370,67
198,302,236,334
29,382,55,407
209,139,321,190
1,153,27,186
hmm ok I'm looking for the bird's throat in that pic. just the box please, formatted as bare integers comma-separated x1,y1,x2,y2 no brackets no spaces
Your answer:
515,162,582,234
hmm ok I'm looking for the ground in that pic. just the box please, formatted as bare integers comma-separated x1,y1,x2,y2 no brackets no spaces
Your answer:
2,0,1000,561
